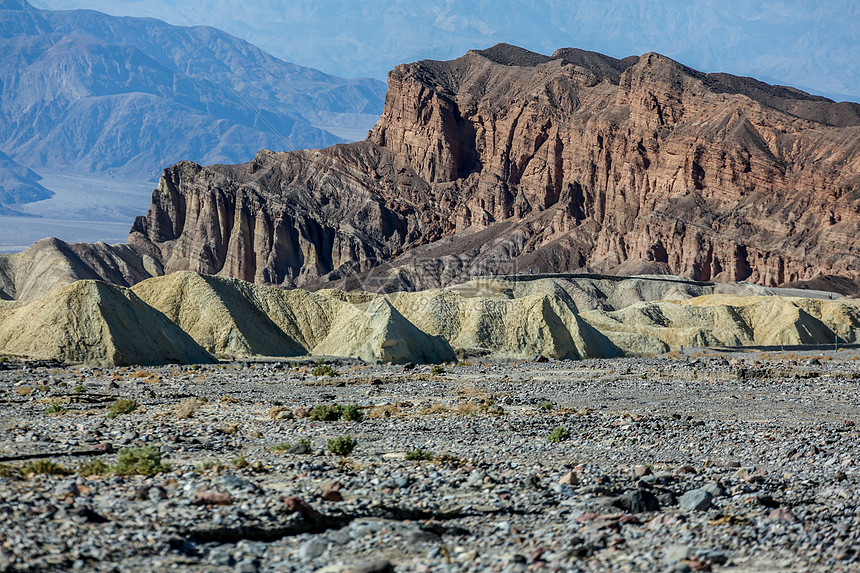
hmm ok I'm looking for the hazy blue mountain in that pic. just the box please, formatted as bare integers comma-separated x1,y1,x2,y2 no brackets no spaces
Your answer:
35,0,859,103
0,149,52,213
0,0,387,179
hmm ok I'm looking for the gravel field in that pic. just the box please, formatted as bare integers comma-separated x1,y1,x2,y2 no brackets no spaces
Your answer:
0,351,859,572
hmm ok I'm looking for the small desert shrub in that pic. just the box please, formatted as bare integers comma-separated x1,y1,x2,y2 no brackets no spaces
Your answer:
107,398,138,418
0,464,17,478
368,404,399,418
272,443,291,452
312,365,339,377
269,406,290,420
231,456,249,469
420,403,452,416
431,365,445,375
308,404,365,422
546,425,571,443
44,404,66,415
74,385,86,394
36,385,51,392
196,459,223,472
111,446,169,476
77,459,108,477
456,402,480,416
405,448,433,461
341,404,364,422
457,384,486,398
14,386,33,396
21,460,72,476
175,397,203,419
221,423,240,435
327,435,357,456
537,401,554,411
309,404,343,421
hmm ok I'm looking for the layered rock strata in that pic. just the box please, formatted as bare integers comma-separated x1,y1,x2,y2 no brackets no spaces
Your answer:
126,44,860,291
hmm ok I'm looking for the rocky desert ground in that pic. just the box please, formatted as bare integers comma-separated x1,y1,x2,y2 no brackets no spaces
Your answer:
1,351,858,572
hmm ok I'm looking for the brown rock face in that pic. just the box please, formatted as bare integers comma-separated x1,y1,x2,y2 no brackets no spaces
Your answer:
123,44,860,291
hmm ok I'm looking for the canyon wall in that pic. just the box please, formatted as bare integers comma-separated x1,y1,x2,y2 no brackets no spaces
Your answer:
18,43,860,296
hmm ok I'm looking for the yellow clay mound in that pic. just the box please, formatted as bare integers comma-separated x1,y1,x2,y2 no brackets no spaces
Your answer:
2,273,858,366
0,280,213,366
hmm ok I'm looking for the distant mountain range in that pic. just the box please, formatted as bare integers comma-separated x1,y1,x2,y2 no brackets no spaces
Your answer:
33,0,860,103
0,0,386,188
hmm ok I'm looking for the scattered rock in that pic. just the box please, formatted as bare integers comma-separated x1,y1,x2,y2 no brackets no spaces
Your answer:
679,489,713,512
191,489,232,505
298,537,328,561
614,489,660,513
53,481,79,498
769,507,800,524
321,481,344,502
282,497,319,520
349,559,395,573
633,464,652,477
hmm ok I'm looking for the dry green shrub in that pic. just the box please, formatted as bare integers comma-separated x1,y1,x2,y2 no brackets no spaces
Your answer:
78,459,108,477
405,449,433,461
546,425,571,443
14,387,33,396
309,403,366,422
327,435,357,456
341,404,364,422
197,459,225,473
44,404,66,415
107,398,137,418
21,460,72,476
312,365,339,377
111,446,169,476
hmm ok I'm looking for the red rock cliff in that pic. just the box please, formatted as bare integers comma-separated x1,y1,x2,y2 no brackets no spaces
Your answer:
130,44,860,290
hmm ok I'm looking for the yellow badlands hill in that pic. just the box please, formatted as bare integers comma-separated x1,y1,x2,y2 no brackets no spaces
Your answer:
130,272,455,364
0,280,212,366
0,272,859,366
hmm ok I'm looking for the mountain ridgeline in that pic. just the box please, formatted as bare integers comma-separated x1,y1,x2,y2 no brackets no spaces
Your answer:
2,43,860,300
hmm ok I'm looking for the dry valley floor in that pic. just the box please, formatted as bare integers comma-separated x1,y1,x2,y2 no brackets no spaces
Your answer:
0,352,858,572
